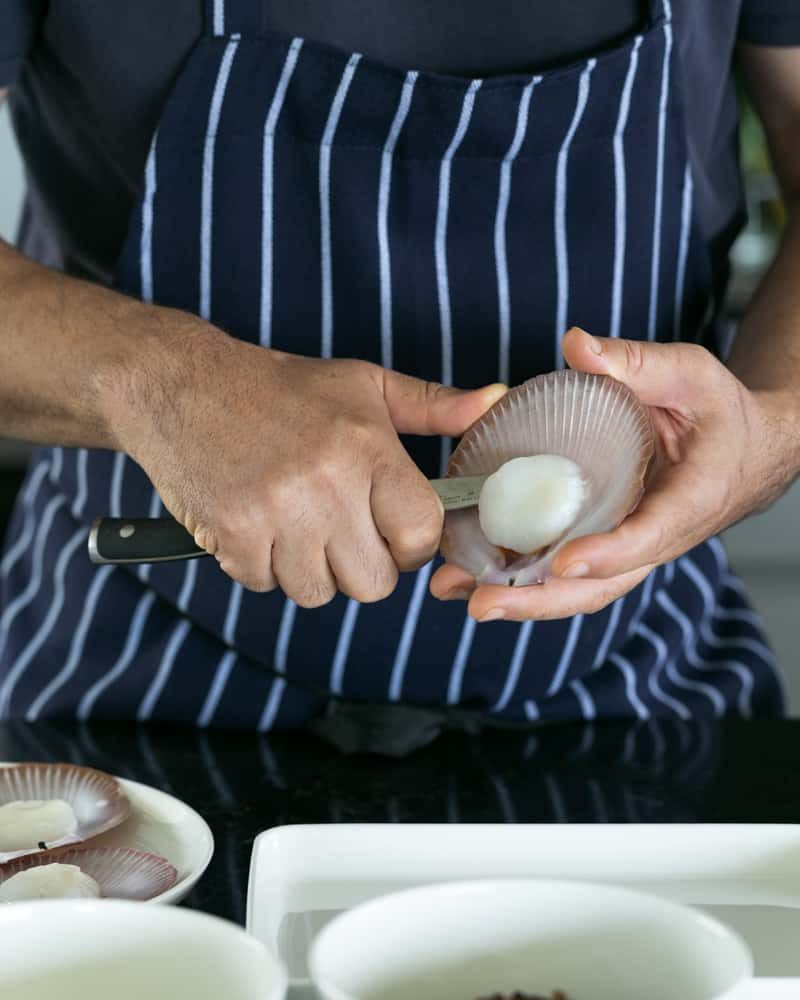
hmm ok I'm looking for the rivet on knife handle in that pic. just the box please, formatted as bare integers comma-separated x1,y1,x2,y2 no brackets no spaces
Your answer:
88,518,207,565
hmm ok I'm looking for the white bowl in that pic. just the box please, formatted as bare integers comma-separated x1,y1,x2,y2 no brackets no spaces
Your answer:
0,899,287,1000
309,879,753,1000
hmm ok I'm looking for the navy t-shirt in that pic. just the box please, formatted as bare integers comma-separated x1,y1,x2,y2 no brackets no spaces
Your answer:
1,1,800,292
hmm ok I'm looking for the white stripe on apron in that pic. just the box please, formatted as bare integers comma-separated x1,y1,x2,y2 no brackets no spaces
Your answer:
0,460,50,577
201,35,241,322
256,597,296,731
378,70,419,370
492,619,535,712
435,77,482,470
655,590,728,717
569,677,597,720
608,652,649,719
212,0,225,37
260,38,304,347
495,77,540,384
0,494,65,669
197,651,238,727
673,163,694,340
546,613,584,696
330,597,360,695
25,565,114,721
636,620,691,719
137,618,192,721
110,451,125,519
610,37,643,339
554,58,596,366
678,556,757,715
646,13,674,340
49,447,63,484
446,616,477,705
72,449,89,521
141,137,158,304
77,590,157,721
387,561,432,702
0,526,85,716
320,53,363,360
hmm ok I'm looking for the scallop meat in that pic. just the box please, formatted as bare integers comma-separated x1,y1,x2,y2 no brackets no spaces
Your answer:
440,370,654,586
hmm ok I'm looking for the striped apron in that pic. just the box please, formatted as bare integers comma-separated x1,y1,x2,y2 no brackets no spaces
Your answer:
0,0,785,728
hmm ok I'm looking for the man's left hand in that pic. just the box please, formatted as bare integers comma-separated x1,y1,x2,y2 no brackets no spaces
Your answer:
430,326,800,622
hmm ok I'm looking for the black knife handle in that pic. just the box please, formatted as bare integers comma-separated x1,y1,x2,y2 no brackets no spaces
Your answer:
88,517,208,565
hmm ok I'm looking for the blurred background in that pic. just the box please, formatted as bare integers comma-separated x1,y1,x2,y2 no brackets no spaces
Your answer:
1,97,798,710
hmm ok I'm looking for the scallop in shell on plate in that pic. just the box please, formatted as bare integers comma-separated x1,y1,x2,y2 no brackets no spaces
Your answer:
0,763,131,863
441,370,654,586
0,846,177,902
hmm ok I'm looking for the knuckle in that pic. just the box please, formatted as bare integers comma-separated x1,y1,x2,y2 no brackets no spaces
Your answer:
622,340,647,377
219,558,275,594
393,507,444,562
424,380,447,408
354,562,398,604
192,523,219,557
292,577,336,609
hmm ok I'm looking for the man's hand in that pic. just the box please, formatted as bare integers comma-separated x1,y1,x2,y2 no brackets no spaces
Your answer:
431,326,800,622
108,322,505,606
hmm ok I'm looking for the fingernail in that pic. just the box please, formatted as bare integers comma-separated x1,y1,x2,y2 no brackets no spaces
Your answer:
442,588,471,601
585,334,603,356
561,562,589,578
478,608,506,623
483,383,508,404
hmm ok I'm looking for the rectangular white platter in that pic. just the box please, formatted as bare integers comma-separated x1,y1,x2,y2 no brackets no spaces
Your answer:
247,824,800,999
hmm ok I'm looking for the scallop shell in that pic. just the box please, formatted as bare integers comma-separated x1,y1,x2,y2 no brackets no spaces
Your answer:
0,846,177,901
441,370,654,585
0,763,131,863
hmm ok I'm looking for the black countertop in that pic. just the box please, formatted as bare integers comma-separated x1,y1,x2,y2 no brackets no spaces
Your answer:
1,716,799,925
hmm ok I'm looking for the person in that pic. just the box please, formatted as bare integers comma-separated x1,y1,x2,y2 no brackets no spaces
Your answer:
0,1,797,730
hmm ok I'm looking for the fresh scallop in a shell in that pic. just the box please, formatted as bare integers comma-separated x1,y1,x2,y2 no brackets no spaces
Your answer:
0,764,130,863
440,371,654,586
0,846,177,902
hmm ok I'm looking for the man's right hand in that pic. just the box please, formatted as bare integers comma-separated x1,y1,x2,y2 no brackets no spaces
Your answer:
106,320,505,606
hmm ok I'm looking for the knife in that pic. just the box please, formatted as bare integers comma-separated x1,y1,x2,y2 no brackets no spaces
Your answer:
87,474,488,565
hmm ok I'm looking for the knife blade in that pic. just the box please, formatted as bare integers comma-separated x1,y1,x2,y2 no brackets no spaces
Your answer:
87,474,488,565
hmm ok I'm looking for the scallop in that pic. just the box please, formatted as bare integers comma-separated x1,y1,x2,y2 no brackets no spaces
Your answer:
0,764,131,863
0,846,177,902
0,863,100,902
441,370,654,586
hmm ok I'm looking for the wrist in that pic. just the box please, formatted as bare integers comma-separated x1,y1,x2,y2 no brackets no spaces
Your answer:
752,387,800,481
92,302,228,458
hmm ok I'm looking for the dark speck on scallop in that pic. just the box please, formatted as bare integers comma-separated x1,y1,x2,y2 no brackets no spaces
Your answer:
475,993,569,1000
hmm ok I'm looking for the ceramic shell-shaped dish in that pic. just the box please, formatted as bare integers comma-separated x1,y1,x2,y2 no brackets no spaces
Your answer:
0,846,177,902
441,371,654,586
0,763,131,863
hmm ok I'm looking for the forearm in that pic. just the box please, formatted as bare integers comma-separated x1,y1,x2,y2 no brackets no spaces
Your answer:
0,238,206,450
726,211,800,479
728,211,800,395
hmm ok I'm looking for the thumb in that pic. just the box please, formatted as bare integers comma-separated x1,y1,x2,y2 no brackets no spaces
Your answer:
561,326,705,410
383,370,508,437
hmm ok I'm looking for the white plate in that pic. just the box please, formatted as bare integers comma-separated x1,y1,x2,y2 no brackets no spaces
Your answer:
1,764,213,904
247,823,800,999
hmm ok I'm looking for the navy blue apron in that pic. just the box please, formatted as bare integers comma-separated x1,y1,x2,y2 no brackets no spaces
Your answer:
0,0,785,728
